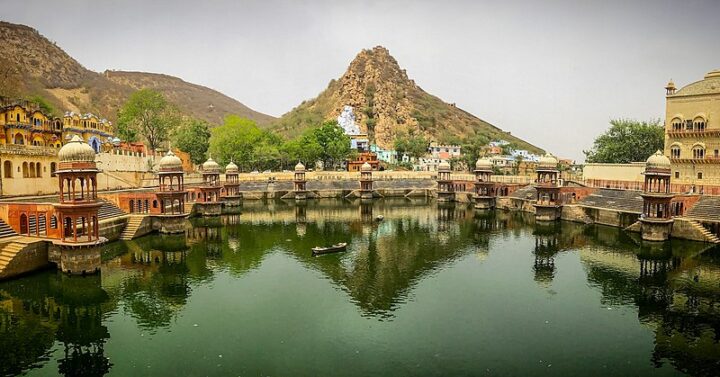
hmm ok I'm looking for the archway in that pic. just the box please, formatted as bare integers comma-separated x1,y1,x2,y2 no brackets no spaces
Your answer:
20,214,28,234
88,136,101,153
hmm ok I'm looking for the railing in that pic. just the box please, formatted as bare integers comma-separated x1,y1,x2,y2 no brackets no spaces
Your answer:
0,144,58,156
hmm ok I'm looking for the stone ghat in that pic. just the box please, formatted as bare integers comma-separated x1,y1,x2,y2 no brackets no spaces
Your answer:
576,189,644,214
686,196,720,222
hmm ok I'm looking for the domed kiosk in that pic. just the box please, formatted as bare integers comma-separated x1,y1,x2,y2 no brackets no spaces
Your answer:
639,151,675,241
222,160,242,206
533,153,562,221
51,135,106,275
437,160,454,203
154,150,189,233
473,157,496,209
360,161,374,200
293,161,308,200
196,157,223,216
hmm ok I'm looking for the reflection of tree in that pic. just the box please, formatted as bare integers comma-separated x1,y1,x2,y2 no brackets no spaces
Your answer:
117,236,191,332
0,272,113,376
277,202,477,318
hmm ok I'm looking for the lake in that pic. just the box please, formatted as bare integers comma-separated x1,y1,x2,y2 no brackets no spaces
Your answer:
1,198,718,376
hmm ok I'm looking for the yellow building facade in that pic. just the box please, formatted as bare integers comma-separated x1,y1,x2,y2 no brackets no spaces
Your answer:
664,69,720,193
0,97,121,196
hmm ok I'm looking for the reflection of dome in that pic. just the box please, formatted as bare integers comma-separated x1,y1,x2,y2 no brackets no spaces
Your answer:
538,153,558,170
58,135,96,162
646,150,671,170
295,161,305,171
475,157,492,170
158,150,183,171
361,162,372,171
202,157,220,173
225,161,239,174
438,160,451,171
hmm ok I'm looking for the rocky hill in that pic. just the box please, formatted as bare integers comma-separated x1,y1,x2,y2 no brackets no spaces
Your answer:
272,46,543,153
0,21,273,125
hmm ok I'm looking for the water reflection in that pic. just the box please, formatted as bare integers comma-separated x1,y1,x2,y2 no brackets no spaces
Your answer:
0,274,111,376
2,200,720,375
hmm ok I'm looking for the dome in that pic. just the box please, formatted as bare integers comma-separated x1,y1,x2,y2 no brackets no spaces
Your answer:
58,135,96,162
225,160,239,173
438,160,451,171
674,69,720,96
361,162,372,172
538,153,559,169
475,157,492,170
294,161,305,171
158,150,183,171
202,157,220,173
646,150,671,170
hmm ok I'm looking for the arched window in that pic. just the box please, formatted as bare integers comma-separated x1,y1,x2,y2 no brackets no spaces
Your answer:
693,146,706,159
670,145,681,158
35,162,41,178
3,161,11,178
22,162,28,178
698,172,704,180
13,133,24,145
50,162,57,176
671,117,683,130
694,115,707,131
152,200,158,208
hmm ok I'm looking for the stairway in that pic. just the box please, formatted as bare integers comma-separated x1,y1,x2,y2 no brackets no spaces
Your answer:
0,218,18,239
119,216,145,241
687,219,720,244
98,200,127,220
686,196,720,222
0,240,27,275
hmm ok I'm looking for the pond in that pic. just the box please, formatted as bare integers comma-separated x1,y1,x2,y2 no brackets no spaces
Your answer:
1,199,719,376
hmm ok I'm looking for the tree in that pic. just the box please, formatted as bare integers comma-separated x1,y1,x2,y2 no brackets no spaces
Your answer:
394,132,428,160
27,94,55,116
208,115,264,171
117,89,179,151
173,118,211,165
460,133,491,172
310,121,351,169
584,119,664,163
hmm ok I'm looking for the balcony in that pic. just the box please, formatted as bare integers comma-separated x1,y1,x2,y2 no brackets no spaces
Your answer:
0,144,59,156
667,129,720,138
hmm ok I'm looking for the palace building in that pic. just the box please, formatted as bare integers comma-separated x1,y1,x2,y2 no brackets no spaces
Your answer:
665,69,720,193
0,97,115,152
62,111,115,153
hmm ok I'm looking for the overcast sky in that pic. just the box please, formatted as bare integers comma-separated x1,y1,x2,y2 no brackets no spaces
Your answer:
2,0,719,160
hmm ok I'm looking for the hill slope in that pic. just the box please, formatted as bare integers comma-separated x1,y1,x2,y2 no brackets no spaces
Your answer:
104,71,275,125
272,46,543,153
0,21,273,125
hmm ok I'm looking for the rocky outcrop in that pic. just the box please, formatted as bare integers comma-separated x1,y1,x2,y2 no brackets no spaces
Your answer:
273,46,543,153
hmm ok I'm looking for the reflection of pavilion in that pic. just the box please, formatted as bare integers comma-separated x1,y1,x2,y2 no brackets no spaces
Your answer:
0,273,112,376
577,229,720,375
532,223,561,285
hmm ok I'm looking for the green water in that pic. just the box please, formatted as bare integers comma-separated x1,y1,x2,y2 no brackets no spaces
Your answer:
1,199,719,376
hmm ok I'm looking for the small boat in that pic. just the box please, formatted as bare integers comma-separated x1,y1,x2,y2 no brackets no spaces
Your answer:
312,242,347,255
